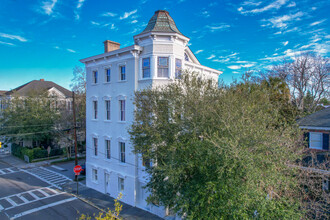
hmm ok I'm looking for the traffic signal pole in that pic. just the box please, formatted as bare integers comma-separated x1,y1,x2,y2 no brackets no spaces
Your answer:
72,91,78,182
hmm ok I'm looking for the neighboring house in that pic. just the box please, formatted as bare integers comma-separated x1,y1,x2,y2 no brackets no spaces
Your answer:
0,79,73,147
80,10,222,218
298,107,330,151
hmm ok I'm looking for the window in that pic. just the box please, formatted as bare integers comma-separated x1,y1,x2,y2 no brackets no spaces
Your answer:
120,142,125,163
105,68,111,82
184,53,189,61
105,100,111,120
142,58,151,78
175,58,182,79
120,66,126,81
158,57,169,77
93,138,98,156
310,132,322,150
106,140,111,159
92,169,98,182
118,177,124,191
119,100,125,121
93,71,98,84
93,101,98,119
142,156,151,168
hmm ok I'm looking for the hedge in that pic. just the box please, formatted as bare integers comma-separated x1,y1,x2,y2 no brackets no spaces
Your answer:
11,143,64,161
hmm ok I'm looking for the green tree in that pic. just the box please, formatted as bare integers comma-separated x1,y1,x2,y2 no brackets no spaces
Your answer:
129,73,304,219
0,90,60,146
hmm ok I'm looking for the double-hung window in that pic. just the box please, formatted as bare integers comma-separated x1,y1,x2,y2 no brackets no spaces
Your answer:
142,58,150,78
105,68,111,82
118,177,124,191
93,138,98,156
119,142,125,163
105,100,110,120
158,57,169,78
175,59,182,79
93,71,98,84
120,66,126,81
106,140,111,159
119,100,125,121
92,169,98,182
93,101,98,119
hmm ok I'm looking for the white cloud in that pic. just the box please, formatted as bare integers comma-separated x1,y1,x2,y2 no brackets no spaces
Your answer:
201,11,210,18
238,0,288,15
91,21,100,26
0,33,27,42
67,49,76,53
282,41,289,46
242,1,262,6
101,12,117,17
131,20,138,24
310,19,326,26
120,9,137,20
195,50,203,54
75,0,86,20
228,65,241,70
77,0,85,9
286,1,296,7
207,54,215,59
262,12,304,29
212,58,230,63
54,46,60,49
206,24,230,32
0,41,15,46
40,0,58,15
242,63,255,68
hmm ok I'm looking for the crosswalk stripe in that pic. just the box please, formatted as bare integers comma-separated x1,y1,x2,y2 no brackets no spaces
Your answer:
17,195,29,203
6,197,17,206
0,170,5,174
10,197,77,220
45,187,59,194
36,189,49,197
28,192,40,200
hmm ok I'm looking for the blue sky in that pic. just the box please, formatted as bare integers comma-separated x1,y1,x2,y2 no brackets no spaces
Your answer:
0,0,329,90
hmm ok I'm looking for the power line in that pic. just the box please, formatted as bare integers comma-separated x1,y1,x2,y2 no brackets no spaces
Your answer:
0,123,70,129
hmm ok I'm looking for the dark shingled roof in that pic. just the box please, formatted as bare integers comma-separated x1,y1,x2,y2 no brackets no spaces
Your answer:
298,107,330,128
5,80,72,98
140,10,183,35
0,90,7,96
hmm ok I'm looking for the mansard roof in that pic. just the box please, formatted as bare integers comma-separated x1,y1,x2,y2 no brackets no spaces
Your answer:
140,10,183,35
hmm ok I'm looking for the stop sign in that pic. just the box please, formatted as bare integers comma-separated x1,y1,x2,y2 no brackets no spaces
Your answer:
74,165,82,175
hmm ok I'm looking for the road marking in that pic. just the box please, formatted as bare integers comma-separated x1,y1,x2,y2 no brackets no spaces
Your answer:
17,195,29,203
0,204,4,211
0,167,21,176
28,192,39,200
10,197,77,220
36,189,49,197
0,169,5,174
6,197,17,206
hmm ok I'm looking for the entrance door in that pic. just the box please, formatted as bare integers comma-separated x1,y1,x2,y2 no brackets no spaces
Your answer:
105,173,110,194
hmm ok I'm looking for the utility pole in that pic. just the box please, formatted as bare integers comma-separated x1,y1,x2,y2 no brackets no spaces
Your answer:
72,91,78,181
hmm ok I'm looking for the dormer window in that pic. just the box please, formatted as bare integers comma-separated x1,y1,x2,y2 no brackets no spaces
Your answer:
158,57,169,78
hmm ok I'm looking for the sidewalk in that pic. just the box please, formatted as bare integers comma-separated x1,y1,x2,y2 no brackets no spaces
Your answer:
62,182,163,220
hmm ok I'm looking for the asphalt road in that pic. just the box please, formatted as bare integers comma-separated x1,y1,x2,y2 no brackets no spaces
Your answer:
0,155,100,220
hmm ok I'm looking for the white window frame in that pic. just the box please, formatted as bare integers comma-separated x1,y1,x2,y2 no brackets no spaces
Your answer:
93,137,98,156
119,142,125,163
118,177,124,192
120,65,126,81
157,57,169,78
105,139,111,159
93,100,98,119
175,58,182,79
119,100,125,121
309,132,323,150
105,68,111,83
92,168,98,182
142,57,151,78
105,100,111,120
93,70,98,84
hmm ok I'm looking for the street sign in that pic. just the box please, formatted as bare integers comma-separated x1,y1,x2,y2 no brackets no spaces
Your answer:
74,165,82,175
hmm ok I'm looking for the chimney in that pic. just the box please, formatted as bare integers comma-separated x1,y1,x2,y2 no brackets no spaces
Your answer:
40,79,45,81
103,40,120,53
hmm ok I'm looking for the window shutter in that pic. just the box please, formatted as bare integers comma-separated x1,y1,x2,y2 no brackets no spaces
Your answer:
323,133,329,150
303,132,309,148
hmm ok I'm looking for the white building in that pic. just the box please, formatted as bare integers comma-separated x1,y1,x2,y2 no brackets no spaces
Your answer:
80,10,222,218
